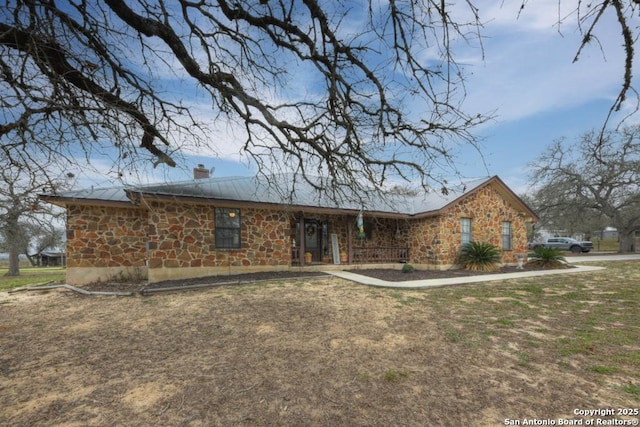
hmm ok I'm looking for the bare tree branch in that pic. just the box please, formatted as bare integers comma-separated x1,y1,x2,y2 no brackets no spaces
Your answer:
1,0,489,198
529,0,640,133
529,127,640,251
0,162,69,276
5,0,637,199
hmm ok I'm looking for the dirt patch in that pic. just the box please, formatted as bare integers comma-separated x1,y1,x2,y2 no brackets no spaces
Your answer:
1,263,638,426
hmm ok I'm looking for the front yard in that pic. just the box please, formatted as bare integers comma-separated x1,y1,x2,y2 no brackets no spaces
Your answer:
0,267,66,291
0,261,638,426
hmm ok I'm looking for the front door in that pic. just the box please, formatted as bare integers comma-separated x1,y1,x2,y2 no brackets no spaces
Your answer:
304,220,321,262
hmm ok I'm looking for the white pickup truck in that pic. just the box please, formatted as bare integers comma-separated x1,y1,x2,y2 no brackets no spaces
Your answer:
530,237,593,253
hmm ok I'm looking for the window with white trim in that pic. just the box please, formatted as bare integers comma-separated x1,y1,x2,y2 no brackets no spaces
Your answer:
502,221,512,250
461,218,472,244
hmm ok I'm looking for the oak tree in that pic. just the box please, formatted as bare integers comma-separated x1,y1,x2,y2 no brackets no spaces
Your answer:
1,1,638,198
0,164,68,276
529,127,640,252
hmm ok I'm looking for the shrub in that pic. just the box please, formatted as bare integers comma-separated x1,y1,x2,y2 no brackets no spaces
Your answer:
401,263,415,273
457,241,501,272
527,246,567,269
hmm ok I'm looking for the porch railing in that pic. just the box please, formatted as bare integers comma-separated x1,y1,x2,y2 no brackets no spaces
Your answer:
292,246,410,265
353,246,409,264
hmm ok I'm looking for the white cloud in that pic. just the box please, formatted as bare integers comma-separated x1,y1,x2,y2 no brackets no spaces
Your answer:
460,4,630,126
60,2,640,189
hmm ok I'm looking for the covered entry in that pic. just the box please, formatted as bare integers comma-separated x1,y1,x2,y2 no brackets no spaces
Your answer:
292,218,329,264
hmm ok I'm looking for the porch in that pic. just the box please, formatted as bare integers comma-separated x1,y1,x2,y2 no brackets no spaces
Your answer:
292,246,409,266
289,212,410,267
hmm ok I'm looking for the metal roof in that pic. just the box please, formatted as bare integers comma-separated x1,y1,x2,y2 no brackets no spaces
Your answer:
42,185,131,205
42,174,513,217
129,174,495,215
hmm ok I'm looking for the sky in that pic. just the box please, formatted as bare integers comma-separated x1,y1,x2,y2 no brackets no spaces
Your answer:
72,1,639,196
457,0,638,193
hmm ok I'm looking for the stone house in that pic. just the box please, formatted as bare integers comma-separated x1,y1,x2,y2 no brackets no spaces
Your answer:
41,174,538,285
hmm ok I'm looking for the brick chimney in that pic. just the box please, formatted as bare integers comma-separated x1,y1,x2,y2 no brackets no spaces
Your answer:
193,164,210,179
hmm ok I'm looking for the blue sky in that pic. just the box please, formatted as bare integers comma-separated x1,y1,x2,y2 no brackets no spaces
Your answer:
455,0,637,193
74,1,638,196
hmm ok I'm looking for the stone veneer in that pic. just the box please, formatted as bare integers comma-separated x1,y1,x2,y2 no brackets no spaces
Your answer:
63,181,532,284
66,204,148,285
65,201,298,284
146,202,293,282
408,183,529,268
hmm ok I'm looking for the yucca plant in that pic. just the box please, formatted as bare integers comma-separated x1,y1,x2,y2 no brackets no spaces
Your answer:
527,246,567,269
457,241,502,272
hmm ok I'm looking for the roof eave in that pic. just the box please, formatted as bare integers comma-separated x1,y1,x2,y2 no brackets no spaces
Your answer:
405,176,539,222
39,194,135,209
126,190,413,218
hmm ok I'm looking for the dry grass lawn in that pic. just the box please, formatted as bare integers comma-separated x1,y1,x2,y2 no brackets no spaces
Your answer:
1,261,638,426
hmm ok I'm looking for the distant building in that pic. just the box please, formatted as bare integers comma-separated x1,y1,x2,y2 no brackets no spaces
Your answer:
593,227,619,240
38,251,66,267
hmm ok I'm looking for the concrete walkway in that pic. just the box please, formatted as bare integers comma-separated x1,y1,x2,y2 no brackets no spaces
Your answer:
326,253,640,289
565,253,640,263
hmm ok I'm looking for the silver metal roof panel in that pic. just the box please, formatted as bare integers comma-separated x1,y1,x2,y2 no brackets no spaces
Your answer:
44,174,495,216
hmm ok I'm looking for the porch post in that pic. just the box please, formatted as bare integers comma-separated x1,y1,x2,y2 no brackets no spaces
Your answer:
347,216,353,264
299,214,306,266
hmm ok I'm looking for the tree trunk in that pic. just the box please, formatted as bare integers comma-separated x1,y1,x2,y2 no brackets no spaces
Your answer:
25,252,37,267
2,215,22,276
5,247,20,276
618,230,635,253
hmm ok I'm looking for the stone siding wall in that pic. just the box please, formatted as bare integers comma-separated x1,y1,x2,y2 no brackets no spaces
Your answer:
147,201,213,270
146,202,292,281
408,183,530,267
67,204,148,268
407,215,442,267
354,217,408,248
65,204,148,284
63,181,531,283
